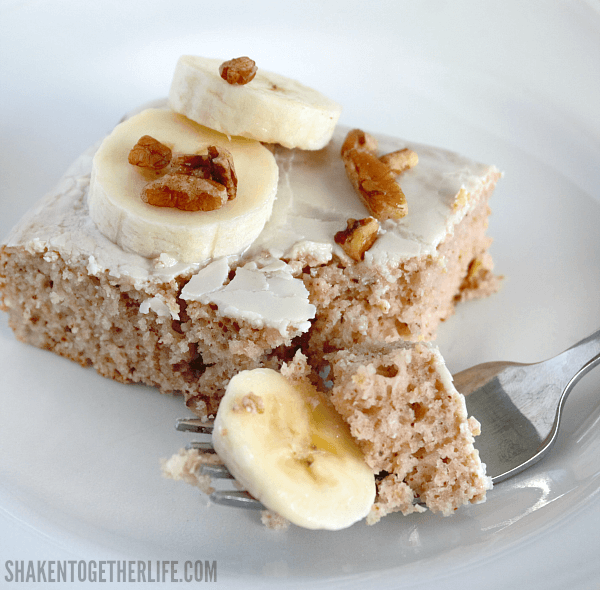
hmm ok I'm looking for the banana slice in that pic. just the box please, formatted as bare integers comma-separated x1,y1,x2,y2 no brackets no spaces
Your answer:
89,108,278,262
213,368,376,530
169,55,342,150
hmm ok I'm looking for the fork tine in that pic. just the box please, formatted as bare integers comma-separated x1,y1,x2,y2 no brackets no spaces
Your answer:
210,490,265,510
176,417,214,434
175,417,264,509
199,464,234,479
186,441,217,453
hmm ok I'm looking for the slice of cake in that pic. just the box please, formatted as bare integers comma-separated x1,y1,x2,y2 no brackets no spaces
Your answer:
0,120,499,415
1,55,498,526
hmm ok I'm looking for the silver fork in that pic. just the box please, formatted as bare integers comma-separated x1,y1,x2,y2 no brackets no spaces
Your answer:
454,328,600,483
176,329,600,509
175,418,265,510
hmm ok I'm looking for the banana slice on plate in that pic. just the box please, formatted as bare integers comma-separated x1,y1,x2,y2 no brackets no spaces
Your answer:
88,108,278,262
213,368,376,530
169,55,342,150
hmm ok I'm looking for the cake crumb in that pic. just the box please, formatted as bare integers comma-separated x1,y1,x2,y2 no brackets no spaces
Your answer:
280,350,311,381
161,448,223,495
232,392,265,414
260,510,290,530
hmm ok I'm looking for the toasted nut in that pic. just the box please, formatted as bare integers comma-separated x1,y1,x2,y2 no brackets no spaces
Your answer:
334,217,380,261
219,57,258,85
343,148,408,220
379,148,418,175
341,129,408,220
341,128,378,158
207,145,238,200
128,135,172,171
141,174,227,212
129,126,239,210
169,153,212,178
168,147,237,200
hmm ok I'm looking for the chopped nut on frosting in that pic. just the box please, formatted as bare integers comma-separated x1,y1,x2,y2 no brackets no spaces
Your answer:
334,217,380,261
341,129,409,221
341,128,379,157
379,148,418,175
343,148,408,220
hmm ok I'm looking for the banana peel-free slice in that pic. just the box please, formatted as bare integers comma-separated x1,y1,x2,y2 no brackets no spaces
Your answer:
169,55,342,150
213,368,376,530
88,108,278,262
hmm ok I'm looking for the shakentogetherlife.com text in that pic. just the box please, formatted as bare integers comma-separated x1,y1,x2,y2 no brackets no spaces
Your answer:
3,560,217,584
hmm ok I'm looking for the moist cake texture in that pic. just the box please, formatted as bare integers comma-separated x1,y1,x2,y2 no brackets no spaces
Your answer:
327,343,491,521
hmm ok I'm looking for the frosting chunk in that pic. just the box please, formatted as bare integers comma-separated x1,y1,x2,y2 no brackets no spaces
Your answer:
181,258,315,337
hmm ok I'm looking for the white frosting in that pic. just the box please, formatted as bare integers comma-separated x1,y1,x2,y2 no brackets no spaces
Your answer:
3,113,497,336
251,127,497,267
181,256,231,298
139,294,180,320
181,258,316,337
4,143,203,290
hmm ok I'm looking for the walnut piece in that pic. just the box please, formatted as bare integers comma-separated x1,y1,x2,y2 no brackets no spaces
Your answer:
207,145,238,200
168,147,237,200
128,135,172,171
129,137,238,211
334,217,380,261
343,148,408,220
379,148,418,175
169,154,212,178
219,57,257,85
169,147,237,200
341,129,408,221
341,128,379,158
141,174,227,212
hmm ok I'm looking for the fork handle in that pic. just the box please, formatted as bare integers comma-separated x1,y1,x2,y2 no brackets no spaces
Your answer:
542,329,600,451
551,329,600,403
561,328,600,375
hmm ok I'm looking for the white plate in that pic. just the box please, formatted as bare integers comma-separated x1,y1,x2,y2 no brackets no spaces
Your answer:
1,2,599,588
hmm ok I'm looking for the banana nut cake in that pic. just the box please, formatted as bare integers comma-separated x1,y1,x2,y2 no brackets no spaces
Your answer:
1,55,499,528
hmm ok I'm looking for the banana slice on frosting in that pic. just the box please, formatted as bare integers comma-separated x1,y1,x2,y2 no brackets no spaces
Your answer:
169,55,342,150
213,368,376,530
88,108,278,262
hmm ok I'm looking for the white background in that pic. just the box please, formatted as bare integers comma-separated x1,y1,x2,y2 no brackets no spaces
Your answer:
1,1,600,588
